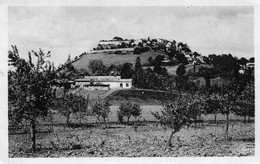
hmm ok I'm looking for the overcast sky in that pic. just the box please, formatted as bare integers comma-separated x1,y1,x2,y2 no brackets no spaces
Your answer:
8,6,254,66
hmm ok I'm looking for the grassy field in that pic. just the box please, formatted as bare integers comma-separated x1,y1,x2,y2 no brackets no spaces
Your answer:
71,51,166,72
9,105,255,157
66,89,177,105
106,89,177,105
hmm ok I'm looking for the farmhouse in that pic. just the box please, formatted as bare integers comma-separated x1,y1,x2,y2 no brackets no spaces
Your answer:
75,76,132,90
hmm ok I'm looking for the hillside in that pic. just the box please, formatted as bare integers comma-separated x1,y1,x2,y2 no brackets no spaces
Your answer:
71,51,167,71
65,88,177,105
143,63,213,76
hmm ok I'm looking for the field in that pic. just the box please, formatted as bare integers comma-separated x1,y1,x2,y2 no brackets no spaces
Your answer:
67,89,177,105
106,89,176,105
71,51,166,72
9,106,255,157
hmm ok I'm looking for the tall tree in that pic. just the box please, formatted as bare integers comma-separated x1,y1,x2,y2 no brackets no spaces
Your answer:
120,63,133,79
197,67,218,89
8,46,54,152
133,57,144,88
176,63,186,91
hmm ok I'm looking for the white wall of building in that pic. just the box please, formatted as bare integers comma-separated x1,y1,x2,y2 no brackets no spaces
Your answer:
75,76,132,90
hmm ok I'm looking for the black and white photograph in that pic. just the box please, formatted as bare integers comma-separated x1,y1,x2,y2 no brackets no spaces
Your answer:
1,0,259,163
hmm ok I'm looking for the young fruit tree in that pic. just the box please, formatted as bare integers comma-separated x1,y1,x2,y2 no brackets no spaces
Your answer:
54,93,74,126
74,95,90,126
219,90,238,140
91,98,110,128
151,95,194,147
117,101,142,125
235,82,254,123
204,92,222,124
8,46,55,152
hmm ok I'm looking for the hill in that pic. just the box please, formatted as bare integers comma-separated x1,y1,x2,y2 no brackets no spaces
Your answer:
71,51,167,72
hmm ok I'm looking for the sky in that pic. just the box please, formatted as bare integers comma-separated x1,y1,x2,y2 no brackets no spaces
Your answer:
8,6,254,66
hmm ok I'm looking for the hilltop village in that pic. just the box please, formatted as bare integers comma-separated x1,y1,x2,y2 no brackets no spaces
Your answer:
55,36,254,94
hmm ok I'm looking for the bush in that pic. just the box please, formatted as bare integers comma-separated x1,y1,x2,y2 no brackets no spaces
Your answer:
133,47,150,54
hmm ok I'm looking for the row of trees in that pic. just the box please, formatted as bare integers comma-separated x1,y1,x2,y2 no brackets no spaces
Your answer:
153,80,254,146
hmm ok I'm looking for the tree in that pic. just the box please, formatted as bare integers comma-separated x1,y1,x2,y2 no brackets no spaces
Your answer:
73,95,90,126
131,104,142,119
54,94,75,126
88,60,107,75
91,98,110,128
117,102,142,124
249,57,254,63
147,56,154,66
238,57,248,66
154,55,164,66
152,96,194,147
120,63,133,79
8,46,55,152
197,67,218,89
143,67,156,89
212,54,240,79
176,63,186,91
218,89,238,139
235,82,254,123
133,57,144,88
66,54,71,63
204,92,222,124
176,63,186,77
176,52,188,64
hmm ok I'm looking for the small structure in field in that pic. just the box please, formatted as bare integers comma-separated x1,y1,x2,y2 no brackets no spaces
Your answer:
74,76,132,90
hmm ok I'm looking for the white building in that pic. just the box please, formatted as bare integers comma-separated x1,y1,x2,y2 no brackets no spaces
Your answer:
75,76,132,90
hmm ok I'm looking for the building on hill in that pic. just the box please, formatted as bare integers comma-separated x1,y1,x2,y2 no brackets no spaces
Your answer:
74,76,132,90
98,37,132,49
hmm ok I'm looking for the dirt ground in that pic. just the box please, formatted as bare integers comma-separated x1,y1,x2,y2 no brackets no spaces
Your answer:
9,120,254,157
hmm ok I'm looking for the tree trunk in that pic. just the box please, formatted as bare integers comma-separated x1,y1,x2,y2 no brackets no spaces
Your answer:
205,77,211,88
168,130,177,147
214,113,217,124
225,114,229,140
96,116,101,125
79,111,81,126
66,114,70,126
30,118,36,153
103,117,108,128
244,115,247,123
127,116,131,125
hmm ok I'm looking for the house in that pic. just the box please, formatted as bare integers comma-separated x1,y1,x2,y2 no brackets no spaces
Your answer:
246,62,254,68
75,76,132,90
